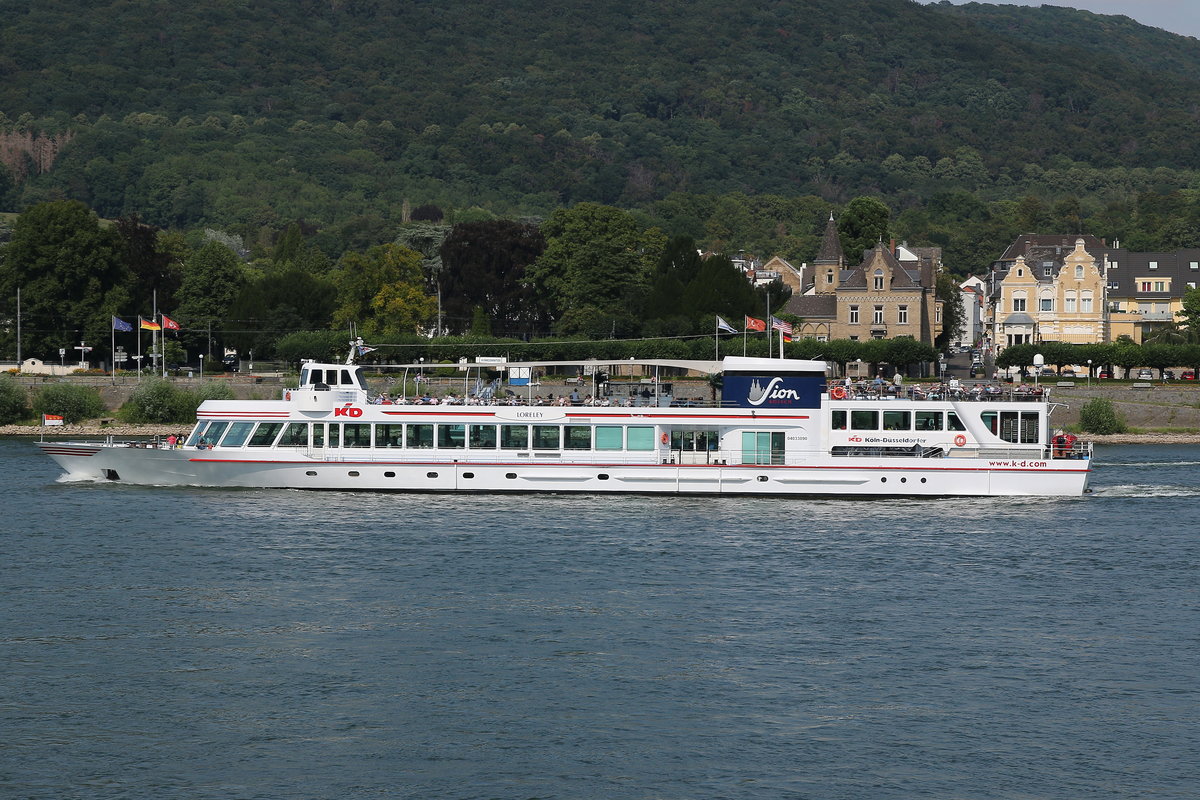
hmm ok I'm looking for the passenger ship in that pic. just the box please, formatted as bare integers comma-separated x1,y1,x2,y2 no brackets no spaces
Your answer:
38,355,1093,496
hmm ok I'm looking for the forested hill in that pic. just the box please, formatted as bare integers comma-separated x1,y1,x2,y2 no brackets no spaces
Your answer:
3,0,1200,231
936,1,1200,77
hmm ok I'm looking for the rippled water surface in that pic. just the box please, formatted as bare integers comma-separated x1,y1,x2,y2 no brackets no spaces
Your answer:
2,439,1197,799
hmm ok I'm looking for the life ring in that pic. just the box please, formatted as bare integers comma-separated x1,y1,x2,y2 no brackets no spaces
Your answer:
830,385,847,400
660,433,669,445
953,434,967,447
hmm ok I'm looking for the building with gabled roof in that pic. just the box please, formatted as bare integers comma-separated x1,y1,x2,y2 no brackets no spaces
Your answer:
783,214,942,345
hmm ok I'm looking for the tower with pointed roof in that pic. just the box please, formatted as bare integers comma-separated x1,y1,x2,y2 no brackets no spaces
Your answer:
813,212,844,294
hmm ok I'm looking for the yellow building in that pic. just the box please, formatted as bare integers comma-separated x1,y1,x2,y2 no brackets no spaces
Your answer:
988,235,1200,347
993,239,1108,347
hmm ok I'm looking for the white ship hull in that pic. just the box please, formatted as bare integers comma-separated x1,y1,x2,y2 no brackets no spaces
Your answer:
38,441,1091,497
37,355,1094,498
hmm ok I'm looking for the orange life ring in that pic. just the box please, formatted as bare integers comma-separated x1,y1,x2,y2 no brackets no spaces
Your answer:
953,434,967,447
830,385,847,400
660,433,669,445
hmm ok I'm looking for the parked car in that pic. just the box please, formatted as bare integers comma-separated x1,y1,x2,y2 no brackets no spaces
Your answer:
1183,371,1196,380
1060,368,1076,377
1098,369,1111,379
1164,370,1175,380
1137,369,1154,380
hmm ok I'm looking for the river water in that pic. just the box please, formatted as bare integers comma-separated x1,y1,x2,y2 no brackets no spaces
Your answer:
2,438,1197,799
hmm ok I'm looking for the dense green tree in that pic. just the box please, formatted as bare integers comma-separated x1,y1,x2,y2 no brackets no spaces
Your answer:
438,220,547,337
935,272,965,348
526,203,666,328
1178,286,1200,340
176,240,246,323
0,200,129,360
837,197,891,263
681,254,760,324
225,268,337,358
330,243,435,338
117,214,182,316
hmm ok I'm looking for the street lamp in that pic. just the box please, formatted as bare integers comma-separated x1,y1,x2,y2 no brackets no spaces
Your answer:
1033,353,1044,389
1087,359,1092,387
199,353,204,377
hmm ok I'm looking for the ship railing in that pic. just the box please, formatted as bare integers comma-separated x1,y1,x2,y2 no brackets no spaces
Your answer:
828,385,1049,403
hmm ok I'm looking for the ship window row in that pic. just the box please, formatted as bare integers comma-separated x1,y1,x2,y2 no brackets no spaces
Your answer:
831,409,966,432
830,408,1040,441
189,421,665,451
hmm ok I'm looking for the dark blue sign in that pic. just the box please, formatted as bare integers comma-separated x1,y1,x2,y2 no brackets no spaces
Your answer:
723,374,824,409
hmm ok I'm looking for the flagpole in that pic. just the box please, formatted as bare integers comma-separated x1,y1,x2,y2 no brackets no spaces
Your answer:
714,316,719,361
160,312,166,378
743,326,747,357
136,318,142,383
111,320,116,385
767,296,772,359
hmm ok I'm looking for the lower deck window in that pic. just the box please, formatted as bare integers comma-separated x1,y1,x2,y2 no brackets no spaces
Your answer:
343,423,371,447
470,425,497,448
670,430,719,451
915,411,943,431
564,425,591,450
279,422,308,447
851,410,878,430
221,421,254,448
532,425,560,450
500,425,528,449
595,426,623,451
248,422,284,447
438,424,465,449
626,426,655,451
407,424,433,449
376,424,403,448
982,410,1040,443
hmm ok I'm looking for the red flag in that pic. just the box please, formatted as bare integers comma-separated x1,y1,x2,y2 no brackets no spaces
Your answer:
744,315,767,332
161,315,181,331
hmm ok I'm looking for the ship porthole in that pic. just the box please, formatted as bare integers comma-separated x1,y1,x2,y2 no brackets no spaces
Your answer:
426,472,438,478
900,477,907,483
881,477,887,483
506,473,517,479
348,471,360,477
305,470,317,476
462,472,474,479
598,473,609,480
384,471,395,478
757,475,768,482
921,477,928,483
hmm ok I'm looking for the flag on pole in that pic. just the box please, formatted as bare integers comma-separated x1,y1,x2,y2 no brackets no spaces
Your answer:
112,316,133,332
770,316,793,335
357,345,377,355
42,414,64,426
744,316,767,332
139,317,161,331
715,316,737,334
161,314,180,331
